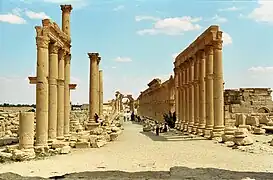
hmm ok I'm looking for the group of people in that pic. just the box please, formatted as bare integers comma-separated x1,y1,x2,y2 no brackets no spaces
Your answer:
94,113,104,126
155,122,169,136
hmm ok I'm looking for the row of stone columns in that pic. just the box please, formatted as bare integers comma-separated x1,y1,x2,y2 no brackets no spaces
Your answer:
87,52,104,130
175,39,224,138
29,5,73,148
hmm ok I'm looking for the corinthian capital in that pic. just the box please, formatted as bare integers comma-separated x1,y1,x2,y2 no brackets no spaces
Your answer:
36,36,50,49
212,40,223,50
58,49,66,61
205,45,213,55
60,5,73,13
49,43,61,54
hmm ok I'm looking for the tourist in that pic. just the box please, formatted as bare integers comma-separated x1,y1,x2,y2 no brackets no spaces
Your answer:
155,121,160,136
131,111,135,121
163,123,168,133
94,113,99,123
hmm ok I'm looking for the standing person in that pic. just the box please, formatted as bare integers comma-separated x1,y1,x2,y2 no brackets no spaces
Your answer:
131,111,135,121
163,123,168,132
94,113,99,123
155,121,160,136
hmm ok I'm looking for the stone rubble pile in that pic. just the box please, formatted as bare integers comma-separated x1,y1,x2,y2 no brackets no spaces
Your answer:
0,111,124,163
235,113,273,133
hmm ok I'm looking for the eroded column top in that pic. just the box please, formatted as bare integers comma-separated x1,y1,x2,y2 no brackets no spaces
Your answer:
61,5,73,13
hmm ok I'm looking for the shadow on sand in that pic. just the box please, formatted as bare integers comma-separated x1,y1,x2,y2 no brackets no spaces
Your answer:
139,131,208,142
0,166,272,180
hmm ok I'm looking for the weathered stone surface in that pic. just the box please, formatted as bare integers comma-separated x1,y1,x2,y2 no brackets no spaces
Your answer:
60,145,71,154
234,136,254,146
110,133,119,141
51,141,69,149
0,152,12,162
12,149,35,161
91,140,107,148
75,142,90,148
253,127,266,135
0,137,19,146
246,116,259,126
225,141,235,147
235,114,246,126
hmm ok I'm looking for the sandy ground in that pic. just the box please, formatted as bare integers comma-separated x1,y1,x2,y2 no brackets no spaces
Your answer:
0,121,273,179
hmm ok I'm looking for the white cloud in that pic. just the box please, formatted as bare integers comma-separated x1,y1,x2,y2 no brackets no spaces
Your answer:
222,32,232,46
248,0,273,24
248,66,273,73
137,16,202,36
114,57,132,62
135,15,159,22
218,6,242,12
113,5,125,11
111,66,117,69
25,10,50,19
12,8,23,16
0,13,26,24
211,14,228,23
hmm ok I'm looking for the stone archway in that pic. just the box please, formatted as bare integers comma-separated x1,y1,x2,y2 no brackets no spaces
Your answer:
257,107,270,113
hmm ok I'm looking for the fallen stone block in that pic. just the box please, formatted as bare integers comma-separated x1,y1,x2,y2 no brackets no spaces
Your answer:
253,127,266,135
75,142,90,148
225,141,235,147
60,145,71,154
234,136,253,146
91,140,107,148
12,149,35,161
110,132,119,141
51,141,69,149
0,152,12,162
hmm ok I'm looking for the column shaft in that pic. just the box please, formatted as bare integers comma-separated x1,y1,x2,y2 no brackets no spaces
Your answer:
193,57,200,134
64,54,71,137
182,68,186,130
198,50,206,135
179,70,183,129
60,5,72,37
19,112,34,149
174,69,180,128
88,53,99,125
48,43,59,141
35,36,49,147
57,49,65,140
99,70,103,117
205,45,214,137
184,63,189,131
188,60,194,132
213,40,225,135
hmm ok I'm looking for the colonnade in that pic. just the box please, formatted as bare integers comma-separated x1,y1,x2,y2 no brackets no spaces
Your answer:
87,53,104,130
137,76,175,121
27,5,75,148
174,25,224,137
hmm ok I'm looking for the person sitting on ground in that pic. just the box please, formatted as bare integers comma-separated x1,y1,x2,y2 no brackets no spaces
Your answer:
163,123,168,133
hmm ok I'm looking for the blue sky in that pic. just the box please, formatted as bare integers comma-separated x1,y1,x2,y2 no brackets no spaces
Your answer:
0,0,272,104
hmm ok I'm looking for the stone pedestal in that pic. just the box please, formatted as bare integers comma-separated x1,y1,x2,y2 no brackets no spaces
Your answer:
19,112,35,149
35,35,50,147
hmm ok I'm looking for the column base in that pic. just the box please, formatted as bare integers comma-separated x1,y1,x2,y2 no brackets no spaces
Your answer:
179,123,184,131
187,123,194,133
183,124,188,132
86,122,100,130
56,136,64,140
204,128,213,139
210,130,224,138
192,124,199,134
197,128,205,136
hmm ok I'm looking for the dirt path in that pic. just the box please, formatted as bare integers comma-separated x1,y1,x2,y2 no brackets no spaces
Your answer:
0,122,272,178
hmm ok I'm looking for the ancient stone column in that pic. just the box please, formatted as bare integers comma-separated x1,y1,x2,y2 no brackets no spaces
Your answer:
64,54,71,138
212,39,225,137
179,68,183,130
97,57,101,115
87,53,100,129
60,5,72,37
188,59,195,133
193,55,200,134
57,49,65,140
35,34,50,147
48,43,59,142
19,112,34,149
198,50,206,135
181,67,186,130
204,45,214,138
174,68,180,129
99,70,103,117
184,62,189,131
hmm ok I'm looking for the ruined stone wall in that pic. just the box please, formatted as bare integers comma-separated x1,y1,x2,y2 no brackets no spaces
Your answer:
138,76,175,122
224,88,273,127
